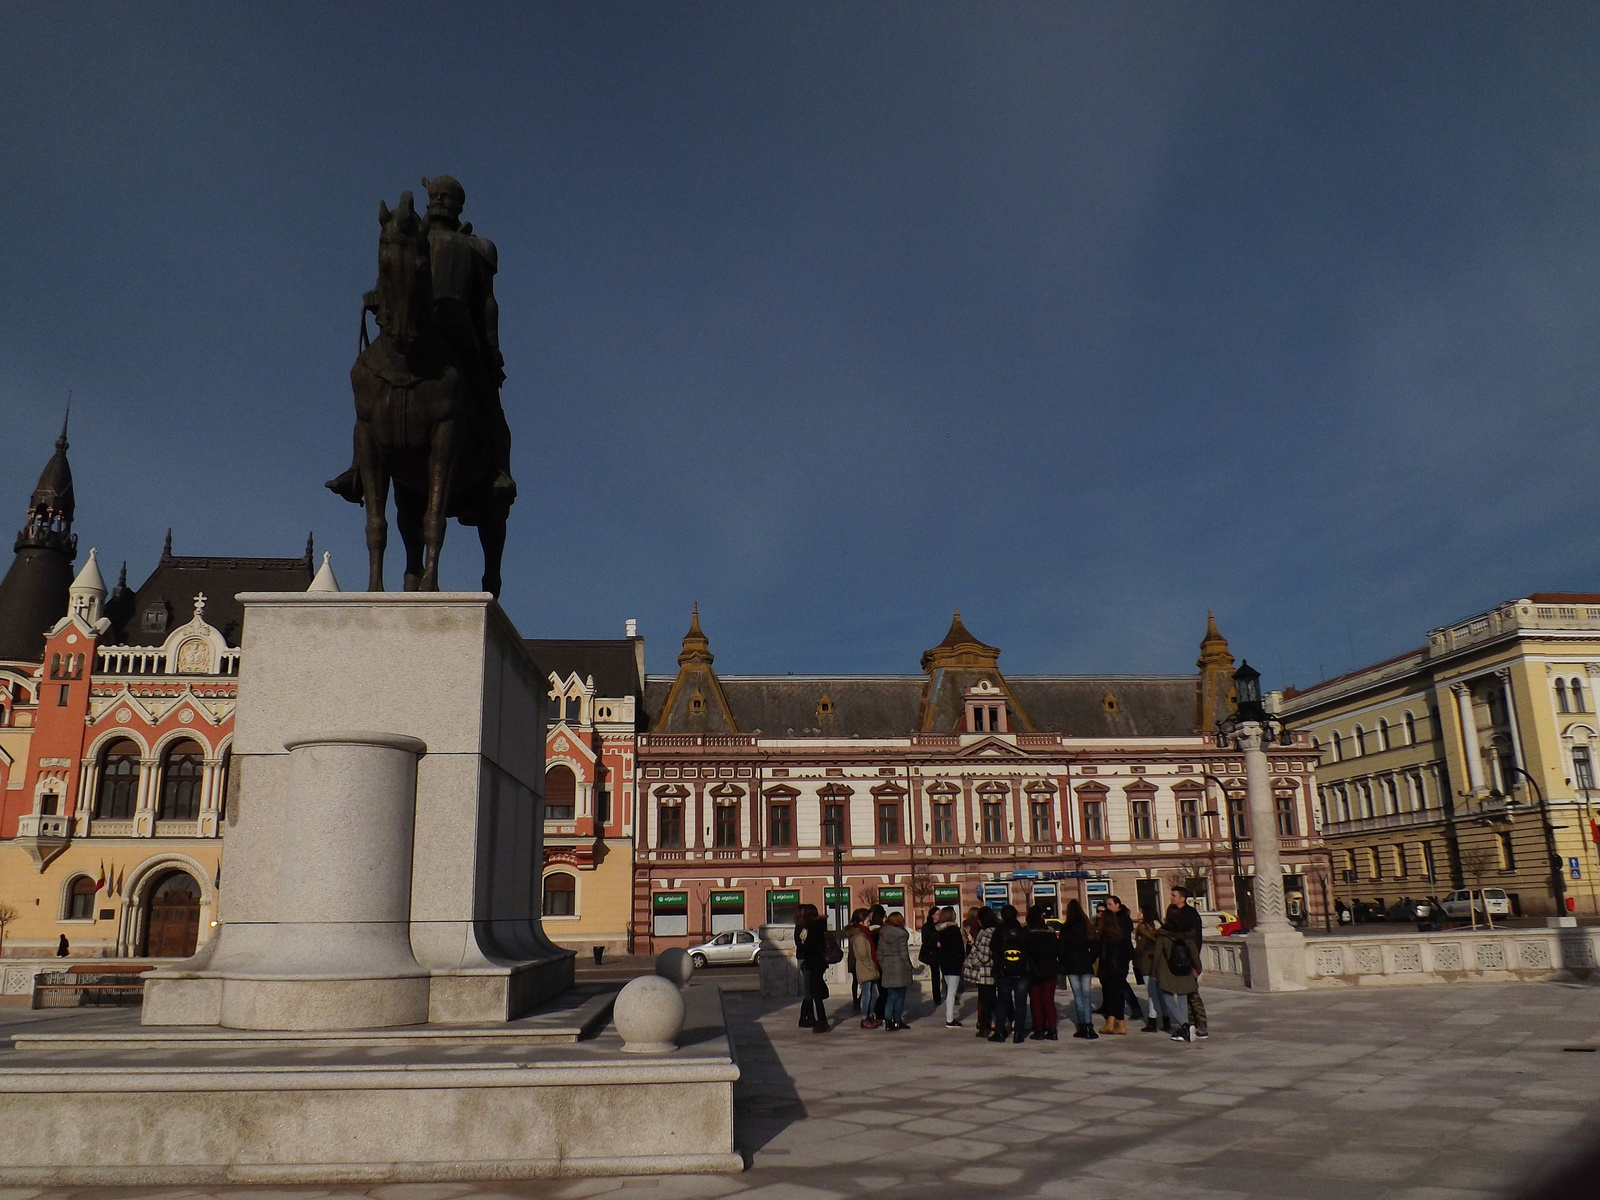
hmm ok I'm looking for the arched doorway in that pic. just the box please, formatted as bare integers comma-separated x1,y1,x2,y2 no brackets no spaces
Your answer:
142,871,201,958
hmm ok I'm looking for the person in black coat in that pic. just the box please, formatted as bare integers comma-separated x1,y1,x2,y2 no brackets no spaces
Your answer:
1022,905,1061,1040
987,905,1031,1044
1059,899,1097,1039
934,907,968,1027
1097,895,1140,1032
794,903,832,1033
919,906,945,1007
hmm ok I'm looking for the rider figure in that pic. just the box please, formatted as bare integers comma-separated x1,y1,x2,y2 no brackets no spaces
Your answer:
329,174,517,504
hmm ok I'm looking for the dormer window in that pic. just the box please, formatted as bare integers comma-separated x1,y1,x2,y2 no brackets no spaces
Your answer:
689,690,705,714
1102,691,1119,713
818,695,834,717
142,606,167,634
964,680,1008,734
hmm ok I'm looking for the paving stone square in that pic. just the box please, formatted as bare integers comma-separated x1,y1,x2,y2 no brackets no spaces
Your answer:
7,980,1600,1199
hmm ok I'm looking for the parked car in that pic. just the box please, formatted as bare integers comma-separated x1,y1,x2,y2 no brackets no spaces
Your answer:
686,929,762,968
1440,888,1510,920
1351,899,1388,923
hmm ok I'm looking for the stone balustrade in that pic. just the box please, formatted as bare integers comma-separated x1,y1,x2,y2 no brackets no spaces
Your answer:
1202,926,1600,989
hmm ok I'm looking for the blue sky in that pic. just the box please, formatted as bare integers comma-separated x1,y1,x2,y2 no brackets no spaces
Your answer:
3,4,1598,685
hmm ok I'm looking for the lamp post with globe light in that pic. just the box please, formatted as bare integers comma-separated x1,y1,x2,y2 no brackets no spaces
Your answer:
1215,661,1308,990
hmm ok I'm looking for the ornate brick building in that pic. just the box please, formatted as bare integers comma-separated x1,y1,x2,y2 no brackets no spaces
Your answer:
633,608,1326,948
0,430,311,958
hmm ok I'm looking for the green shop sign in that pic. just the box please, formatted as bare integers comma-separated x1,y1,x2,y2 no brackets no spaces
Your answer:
766,889,800,904
824,887,850,904
879,887,905,903
652,892,687,909
709,892,745,908
934,886,961,903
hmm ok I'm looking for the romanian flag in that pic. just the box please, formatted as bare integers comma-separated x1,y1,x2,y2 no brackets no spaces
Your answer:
1591,818,1599,846
94,863,105,893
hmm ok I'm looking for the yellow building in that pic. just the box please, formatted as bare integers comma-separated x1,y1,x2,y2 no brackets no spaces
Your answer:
1280,594,1600,920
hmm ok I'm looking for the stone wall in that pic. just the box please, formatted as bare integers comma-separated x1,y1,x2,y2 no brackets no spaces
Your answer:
1202,927,1600,989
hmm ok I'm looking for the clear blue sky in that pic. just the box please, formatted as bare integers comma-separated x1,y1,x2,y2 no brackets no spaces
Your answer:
3,4,1598,685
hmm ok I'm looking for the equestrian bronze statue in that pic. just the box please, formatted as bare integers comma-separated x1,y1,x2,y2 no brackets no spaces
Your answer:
327,177,517,596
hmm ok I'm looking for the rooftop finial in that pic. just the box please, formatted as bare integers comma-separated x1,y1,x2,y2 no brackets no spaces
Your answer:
58,395,70,449
305,531,314,561
162,528,173,560
678,602,713,667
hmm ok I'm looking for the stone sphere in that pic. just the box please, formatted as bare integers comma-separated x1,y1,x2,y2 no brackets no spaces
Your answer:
655,947,695,986
615,973,685,1053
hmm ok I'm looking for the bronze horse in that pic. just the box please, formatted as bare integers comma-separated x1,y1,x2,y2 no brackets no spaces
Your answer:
346,192,508,595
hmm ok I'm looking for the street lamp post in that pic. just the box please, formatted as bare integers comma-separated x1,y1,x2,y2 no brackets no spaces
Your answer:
1214,660,1307,991
1504,764,1571,925
826,812,846,933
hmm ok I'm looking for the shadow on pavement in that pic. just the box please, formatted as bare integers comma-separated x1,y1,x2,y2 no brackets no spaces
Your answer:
726,995,805,1167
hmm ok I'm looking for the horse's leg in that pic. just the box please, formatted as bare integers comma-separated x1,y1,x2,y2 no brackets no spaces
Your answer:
421,419,455,591
356,422,389,592
478,513,506,598
394,486,426,591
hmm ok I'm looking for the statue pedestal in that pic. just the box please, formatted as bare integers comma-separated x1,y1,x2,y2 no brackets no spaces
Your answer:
1241,925,1308,993
143,592,573,1028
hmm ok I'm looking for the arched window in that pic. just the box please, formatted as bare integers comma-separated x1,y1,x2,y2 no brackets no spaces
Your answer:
1331,732,1343,761
66,875,96,920
542,872,576,917
1404,711,1417,744
1556,680,1570,713
545,765,576,821
1573,678,1587,713
1354,725,1366,755
565,695,581,723
158,739,205,821
95,739,141,820
1379,719,1391,751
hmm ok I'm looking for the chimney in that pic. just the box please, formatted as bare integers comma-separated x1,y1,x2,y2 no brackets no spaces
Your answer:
625,618,638,638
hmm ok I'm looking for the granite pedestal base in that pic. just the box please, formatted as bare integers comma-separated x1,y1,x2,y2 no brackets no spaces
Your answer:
0,984,740,1184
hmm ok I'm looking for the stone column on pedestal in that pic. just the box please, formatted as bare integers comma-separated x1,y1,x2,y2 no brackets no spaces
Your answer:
1237,721,1305,991
219,732,431,1030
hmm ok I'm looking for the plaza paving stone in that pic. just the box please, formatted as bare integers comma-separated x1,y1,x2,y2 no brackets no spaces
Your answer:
13,980,1600,1199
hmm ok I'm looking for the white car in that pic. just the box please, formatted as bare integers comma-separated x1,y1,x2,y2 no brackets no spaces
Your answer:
1441,888,1511,919
687,929,761,968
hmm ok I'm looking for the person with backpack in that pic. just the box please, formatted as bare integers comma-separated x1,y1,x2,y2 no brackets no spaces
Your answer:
988,904,1030,1043
794,903,833,1033
1059,898,1097,1040
877,911,914,1030
1132,906,1163,1032
1155,886,1206,1042
934,906,968,1027
1023,904,1061,1040
846,909,881,1029
919,905,944,1009
961,906,998,1037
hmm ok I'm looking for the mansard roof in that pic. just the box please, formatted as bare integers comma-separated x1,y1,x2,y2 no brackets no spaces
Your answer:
643,608,1211,739
526,638,645,700
644,673,1200,738
116,533,313,647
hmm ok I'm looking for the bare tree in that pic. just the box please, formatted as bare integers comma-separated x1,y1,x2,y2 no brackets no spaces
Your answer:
1166,857,1211,902
1458,846,1497,930
0,903,17,958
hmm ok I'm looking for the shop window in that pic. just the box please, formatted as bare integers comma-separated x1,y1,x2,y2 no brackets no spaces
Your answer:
542,872,576,917
157,739,205,821
765,889,799,927
652,891,688,937
545,765,576,821
95,739,141,820
710,891,745,934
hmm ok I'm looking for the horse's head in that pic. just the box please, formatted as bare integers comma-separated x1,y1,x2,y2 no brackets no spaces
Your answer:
375,191,432,349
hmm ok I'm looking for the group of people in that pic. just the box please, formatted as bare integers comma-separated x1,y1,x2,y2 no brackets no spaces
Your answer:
793,887,1209,1043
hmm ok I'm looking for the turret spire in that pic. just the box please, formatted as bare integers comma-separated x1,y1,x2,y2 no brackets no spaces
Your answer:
678,602,714,667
